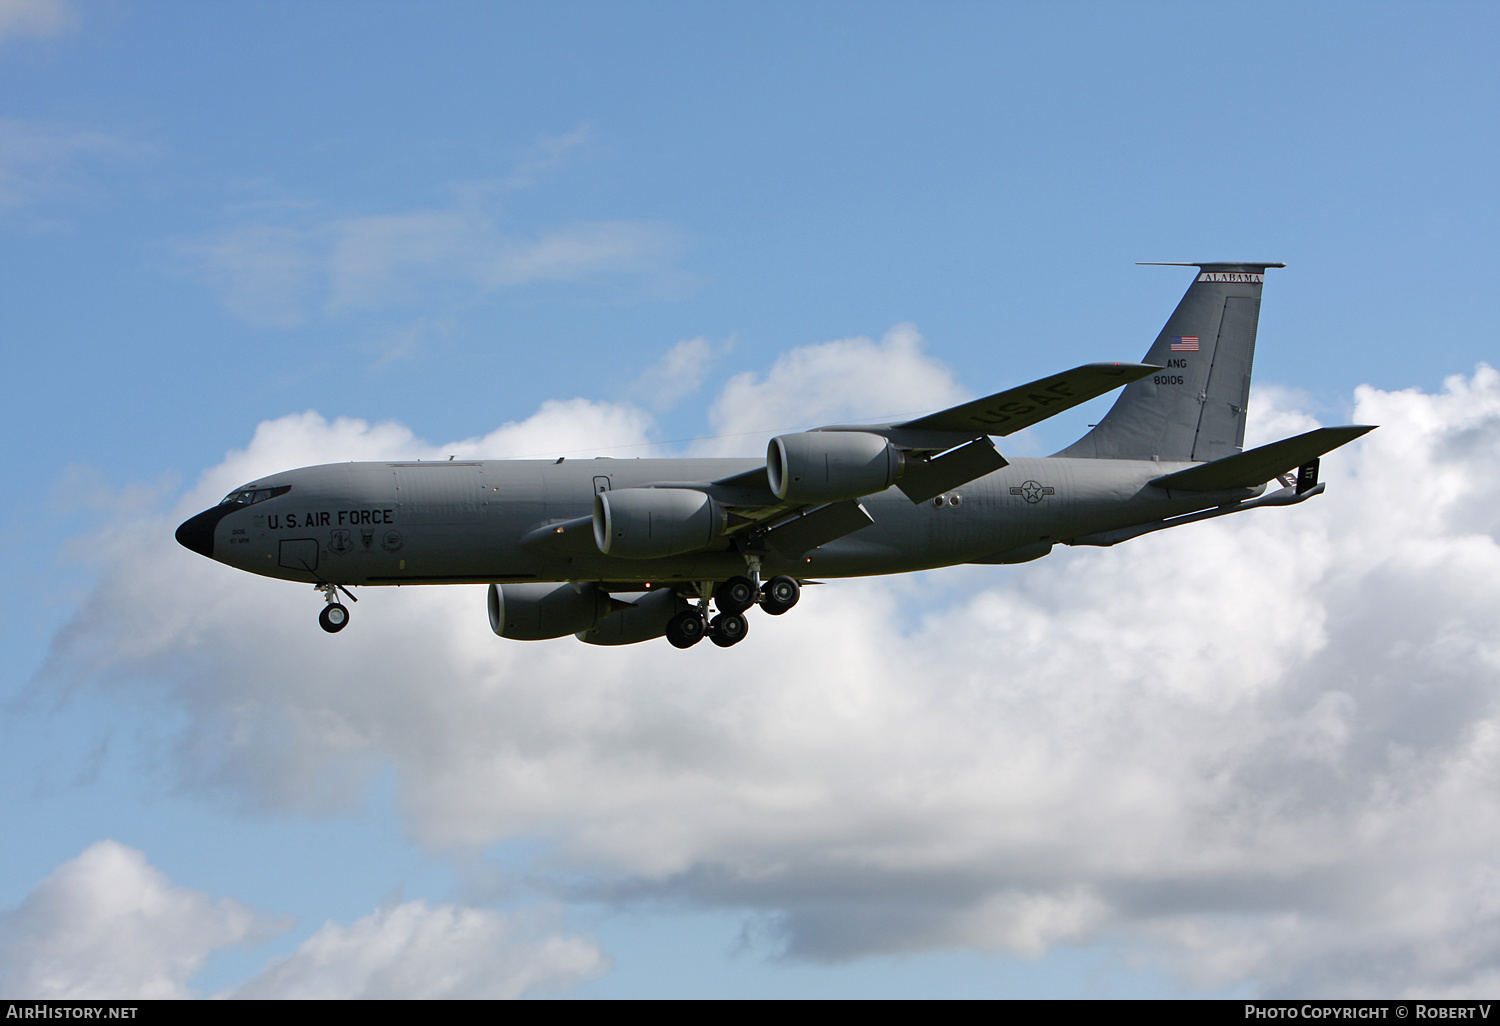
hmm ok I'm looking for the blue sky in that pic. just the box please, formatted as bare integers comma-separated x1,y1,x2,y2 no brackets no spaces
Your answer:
2,0,1499,998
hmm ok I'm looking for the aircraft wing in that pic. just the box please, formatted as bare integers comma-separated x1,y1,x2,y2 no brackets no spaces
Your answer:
1150,425,1376,491
892,362,1159,436
698,362,1160,553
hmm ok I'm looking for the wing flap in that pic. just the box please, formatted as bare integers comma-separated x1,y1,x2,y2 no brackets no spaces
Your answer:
895,436,1010,504
764,500,873,558
895,362,1159,436
1150,425,1376,491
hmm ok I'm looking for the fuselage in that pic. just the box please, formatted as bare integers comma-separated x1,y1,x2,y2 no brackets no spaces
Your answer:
177,455,1258,587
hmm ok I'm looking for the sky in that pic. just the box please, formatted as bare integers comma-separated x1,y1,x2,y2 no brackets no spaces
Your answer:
2,0,1499,999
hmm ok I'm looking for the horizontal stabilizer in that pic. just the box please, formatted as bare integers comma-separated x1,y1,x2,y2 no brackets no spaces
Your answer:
1069,482,1325,548
1150,425,1376,491
895,363,1159,436
896,436,1009,503
764,500,873,558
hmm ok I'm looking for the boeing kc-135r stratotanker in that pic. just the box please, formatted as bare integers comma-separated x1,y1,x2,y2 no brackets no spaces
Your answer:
177,264,1373,649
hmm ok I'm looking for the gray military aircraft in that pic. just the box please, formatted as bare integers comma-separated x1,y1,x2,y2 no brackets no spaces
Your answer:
177,263,1373,649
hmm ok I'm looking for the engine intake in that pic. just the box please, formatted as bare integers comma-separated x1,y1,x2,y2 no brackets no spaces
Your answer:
767,431,904,504
593,488,725,559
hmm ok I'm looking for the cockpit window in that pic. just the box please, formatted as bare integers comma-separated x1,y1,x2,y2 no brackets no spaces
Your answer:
218,485,292,507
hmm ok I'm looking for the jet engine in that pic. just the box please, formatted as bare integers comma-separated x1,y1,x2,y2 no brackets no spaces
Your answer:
488,581,611,640
593,488,725,559
576,589,688,646
767,431,904,504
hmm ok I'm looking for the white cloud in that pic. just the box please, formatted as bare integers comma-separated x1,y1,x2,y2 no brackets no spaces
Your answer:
188,210,686,327
36,336,1500,995
179,128,687,327
698,323,968,455
501,125,595,190
181,132,687,328
629,336,728,412
0,841,273,999
234,902,607,999
1242,383,1323,448
360,316,456,372
0,842,607,999
186,224,320,328
0,0,75,45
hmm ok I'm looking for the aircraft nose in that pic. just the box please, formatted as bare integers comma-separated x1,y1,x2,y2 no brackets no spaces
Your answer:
175,507,222,558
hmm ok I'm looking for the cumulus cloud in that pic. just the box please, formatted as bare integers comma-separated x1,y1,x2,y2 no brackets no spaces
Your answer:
36,332,1500,995
234,902,607,999
0,841,273,999
628,336,728,412
698,323,967,455
0,842,606,999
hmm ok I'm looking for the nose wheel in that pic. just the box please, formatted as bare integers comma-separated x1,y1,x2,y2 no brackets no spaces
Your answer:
316,582,356,633
319,603,350,633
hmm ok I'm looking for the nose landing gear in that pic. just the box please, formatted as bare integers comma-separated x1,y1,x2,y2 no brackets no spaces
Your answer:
319,603,350,633
316,582,356,633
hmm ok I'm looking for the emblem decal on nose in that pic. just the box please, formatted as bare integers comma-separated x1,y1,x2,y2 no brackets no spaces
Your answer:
381,530,403,552
361,528,374,549
329,529,351,554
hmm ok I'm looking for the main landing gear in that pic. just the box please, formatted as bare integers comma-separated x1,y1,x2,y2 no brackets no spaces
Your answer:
316,582,356,633
664,573,801,650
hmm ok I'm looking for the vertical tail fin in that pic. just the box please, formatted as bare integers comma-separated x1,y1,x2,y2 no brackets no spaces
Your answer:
1057,262,1284,462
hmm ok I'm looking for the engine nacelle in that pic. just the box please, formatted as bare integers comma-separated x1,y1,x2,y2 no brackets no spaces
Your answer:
593,488,724,559
488,581,610,640
767,431,904,504
576,589,687,646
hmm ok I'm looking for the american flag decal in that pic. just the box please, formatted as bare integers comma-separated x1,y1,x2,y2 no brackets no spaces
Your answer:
1170,336,1200,351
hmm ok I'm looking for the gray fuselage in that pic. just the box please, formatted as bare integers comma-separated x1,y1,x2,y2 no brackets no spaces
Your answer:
191,455,1257,587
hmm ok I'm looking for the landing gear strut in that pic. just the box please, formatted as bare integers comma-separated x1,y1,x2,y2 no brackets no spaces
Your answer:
706,574,750,647
317,582,355,633
665,577,758,649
